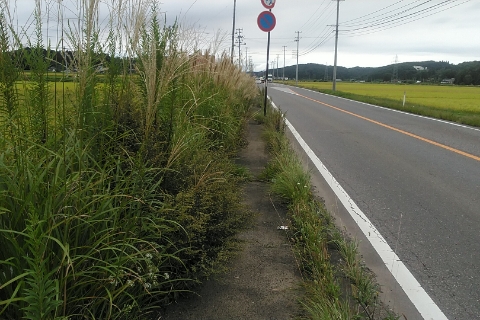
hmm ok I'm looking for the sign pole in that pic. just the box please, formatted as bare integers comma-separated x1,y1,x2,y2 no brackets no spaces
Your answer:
264,29,270,116
258,0,276,116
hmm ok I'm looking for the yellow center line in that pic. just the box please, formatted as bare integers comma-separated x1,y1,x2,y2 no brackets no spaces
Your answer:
293,90,480,163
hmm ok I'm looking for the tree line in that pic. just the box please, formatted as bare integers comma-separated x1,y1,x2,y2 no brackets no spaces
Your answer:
9,47,125,72
10,48,480,85
263,60,480,85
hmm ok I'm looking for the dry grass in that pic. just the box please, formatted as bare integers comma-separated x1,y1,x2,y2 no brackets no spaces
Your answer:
0,0,259,318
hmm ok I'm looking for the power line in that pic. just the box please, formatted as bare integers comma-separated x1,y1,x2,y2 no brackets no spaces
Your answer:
341,0,434,28
300,0,471,60
298,0,330,30
299,27,334,56
300,1,335,36
245,37,323,40
258,0,472,64
342,0,471,37
300,3,337,54
340,0,412,25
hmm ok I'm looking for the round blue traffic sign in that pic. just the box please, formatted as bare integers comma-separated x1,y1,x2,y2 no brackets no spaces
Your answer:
261,0,275,10
257,11,276,32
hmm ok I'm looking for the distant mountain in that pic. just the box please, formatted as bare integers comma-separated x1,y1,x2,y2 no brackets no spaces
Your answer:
257,60,480,85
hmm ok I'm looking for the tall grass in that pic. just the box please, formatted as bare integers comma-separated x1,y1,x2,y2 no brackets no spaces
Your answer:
0,0,258,318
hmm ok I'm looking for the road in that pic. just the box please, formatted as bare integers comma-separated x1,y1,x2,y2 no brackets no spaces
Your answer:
267,83,480,320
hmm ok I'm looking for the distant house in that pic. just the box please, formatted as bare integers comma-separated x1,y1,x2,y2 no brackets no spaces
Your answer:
413,66,427,71
96,65,108,73
441,78,455,84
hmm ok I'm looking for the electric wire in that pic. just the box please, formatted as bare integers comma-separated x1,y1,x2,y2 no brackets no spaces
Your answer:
340,0,424,26
298,0,330,31
298,0,471,57
300,0,335,36
299,4,336,56
342,0,439,29
300,26,334,56
344,0,472,37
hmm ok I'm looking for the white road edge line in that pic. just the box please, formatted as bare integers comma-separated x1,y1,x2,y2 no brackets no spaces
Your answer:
269,98,448,320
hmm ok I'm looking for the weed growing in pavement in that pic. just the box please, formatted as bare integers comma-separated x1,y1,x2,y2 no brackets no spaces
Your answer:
262,105,399,319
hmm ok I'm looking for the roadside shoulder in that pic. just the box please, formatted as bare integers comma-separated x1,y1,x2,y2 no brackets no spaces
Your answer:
162,118,304,319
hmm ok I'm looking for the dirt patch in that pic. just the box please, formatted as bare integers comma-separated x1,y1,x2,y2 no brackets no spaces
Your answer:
161,119,304,319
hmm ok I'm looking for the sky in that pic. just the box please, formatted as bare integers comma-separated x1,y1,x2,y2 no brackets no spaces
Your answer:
4,0,479,71
159,0,480,71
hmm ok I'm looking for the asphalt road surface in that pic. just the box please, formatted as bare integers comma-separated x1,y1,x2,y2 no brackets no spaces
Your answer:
267,83,480,320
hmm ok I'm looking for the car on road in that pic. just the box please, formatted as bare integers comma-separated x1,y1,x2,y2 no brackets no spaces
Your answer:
255,77,262,84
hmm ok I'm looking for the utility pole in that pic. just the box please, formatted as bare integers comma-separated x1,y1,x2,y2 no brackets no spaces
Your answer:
295,31,301,85
282,45,287,82
392,54,399,82
245,47,248,72
235,28,246,69
332,0,344,91
231,0,236,63
276,54,279,79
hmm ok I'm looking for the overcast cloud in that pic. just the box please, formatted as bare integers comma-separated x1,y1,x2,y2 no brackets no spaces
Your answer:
6,0,479,70
160,0,479,70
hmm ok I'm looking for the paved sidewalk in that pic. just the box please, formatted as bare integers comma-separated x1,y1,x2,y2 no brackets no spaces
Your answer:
161,119,304,320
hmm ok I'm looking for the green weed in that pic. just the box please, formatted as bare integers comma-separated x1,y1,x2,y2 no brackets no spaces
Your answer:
262,105,399,319
0,0,258,318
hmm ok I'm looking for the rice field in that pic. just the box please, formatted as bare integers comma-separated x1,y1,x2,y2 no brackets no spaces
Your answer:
299,81,480,113
292,81,480,127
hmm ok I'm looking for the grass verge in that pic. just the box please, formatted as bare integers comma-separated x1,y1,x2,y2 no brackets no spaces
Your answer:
258,102,399,320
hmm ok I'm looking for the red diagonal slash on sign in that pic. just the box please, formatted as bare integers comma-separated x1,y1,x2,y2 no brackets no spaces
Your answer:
257,11,276,32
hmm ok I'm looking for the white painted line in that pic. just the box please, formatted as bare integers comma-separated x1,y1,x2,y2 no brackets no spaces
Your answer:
269,99,448,320
270,86,298,95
